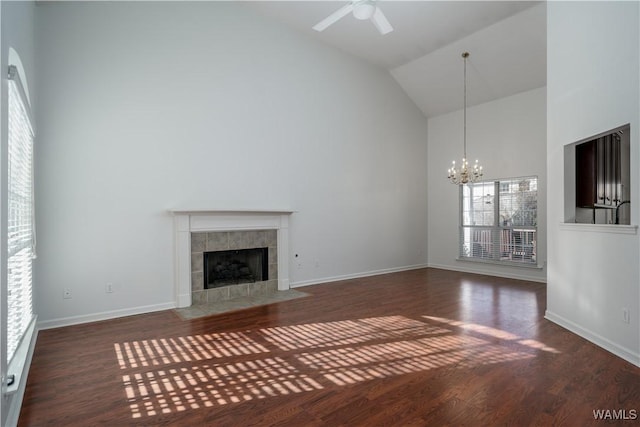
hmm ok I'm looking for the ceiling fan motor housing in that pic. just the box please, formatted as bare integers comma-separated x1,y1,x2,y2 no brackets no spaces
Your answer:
312,0,392,35
353,2,376,20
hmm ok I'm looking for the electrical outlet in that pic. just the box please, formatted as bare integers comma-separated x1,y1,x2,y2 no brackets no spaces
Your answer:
623,307,630,324
106,282,114,293
63,288,72,299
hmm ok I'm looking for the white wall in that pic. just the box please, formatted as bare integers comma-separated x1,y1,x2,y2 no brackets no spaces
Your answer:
427,87,547,282
34,2,429,326
1,1,36,424
546,1,640,365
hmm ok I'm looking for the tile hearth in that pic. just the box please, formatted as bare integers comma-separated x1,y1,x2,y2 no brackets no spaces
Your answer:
174,289,308,320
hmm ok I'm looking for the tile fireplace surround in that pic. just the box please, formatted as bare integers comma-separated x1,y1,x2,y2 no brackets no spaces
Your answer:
171,209,293,308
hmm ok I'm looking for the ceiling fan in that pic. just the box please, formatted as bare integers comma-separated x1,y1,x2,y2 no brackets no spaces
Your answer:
313,0,393,35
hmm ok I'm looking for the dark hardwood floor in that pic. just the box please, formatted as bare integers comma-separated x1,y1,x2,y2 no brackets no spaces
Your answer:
18,268,640,426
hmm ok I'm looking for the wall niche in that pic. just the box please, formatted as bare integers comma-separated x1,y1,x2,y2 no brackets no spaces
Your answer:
564,124,631,225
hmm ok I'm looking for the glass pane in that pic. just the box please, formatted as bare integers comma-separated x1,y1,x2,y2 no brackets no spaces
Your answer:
499,229,537,263
460,227,495,260
499,177,537,227
7,247,33,359
461,182,495,226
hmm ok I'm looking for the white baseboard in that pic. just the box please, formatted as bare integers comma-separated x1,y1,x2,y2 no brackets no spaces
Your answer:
291,263,429,288
37,302,176,330
545,310,640,367
428,262,547,283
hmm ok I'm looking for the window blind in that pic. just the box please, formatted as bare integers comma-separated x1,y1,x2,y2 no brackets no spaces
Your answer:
7,65,35,362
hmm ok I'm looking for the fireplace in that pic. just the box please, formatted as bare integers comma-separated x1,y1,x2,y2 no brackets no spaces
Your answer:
189,230,278,305
171,209,293,308
204,247,268,288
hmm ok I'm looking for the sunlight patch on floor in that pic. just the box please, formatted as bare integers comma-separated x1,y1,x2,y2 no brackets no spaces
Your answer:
114,331,269,370
115,314,553,419
423,316,560,354
122,357,322,419
261,315,451,351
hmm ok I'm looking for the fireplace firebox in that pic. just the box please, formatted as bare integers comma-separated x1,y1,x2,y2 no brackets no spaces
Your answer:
203,248,268,289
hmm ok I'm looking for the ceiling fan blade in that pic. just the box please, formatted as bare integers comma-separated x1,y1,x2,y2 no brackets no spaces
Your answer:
371,7,393,35
313,3,354,32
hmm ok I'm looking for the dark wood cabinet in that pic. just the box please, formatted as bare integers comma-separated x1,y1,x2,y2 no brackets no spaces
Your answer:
575,139,597,208
575,133,621,208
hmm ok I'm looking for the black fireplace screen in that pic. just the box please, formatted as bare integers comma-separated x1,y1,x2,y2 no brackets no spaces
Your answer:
203,248,268,289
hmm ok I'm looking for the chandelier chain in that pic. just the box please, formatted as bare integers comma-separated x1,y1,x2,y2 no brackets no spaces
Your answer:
463,51,467,160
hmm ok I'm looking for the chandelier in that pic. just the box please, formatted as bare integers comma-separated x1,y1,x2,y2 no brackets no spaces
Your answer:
448,52,483,185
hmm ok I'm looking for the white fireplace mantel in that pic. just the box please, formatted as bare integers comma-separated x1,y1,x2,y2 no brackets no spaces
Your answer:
170,209,294,308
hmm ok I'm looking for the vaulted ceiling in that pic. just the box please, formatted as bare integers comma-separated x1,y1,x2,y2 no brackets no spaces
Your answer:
248,1,546,117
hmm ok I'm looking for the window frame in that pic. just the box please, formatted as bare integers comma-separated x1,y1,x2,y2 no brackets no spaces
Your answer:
458,176,539,268
6,64,36,367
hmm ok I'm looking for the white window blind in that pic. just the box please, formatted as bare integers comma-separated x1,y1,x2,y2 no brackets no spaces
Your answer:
460,177,537,265
7,65,35,362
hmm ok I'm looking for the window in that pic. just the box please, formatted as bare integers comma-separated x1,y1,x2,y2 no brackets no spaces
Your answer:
7,65,35,362
460,177,537,265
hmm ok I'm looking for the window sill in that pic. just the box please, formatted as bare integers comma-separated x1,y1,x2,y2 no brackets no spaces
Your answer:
456,257,544,270
559,223,638,235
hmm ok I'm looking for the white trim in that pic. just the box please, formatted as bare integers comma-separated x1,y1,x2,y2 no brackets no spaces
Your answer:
5,317,36,394
428,262,547,283
170,209,294,216
545,310,640,367
7,65,34,135
4,319,37,427
291,263,428,288
456,256,544,270
8,48,31,107
558,222,638,234
37,302,175,330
